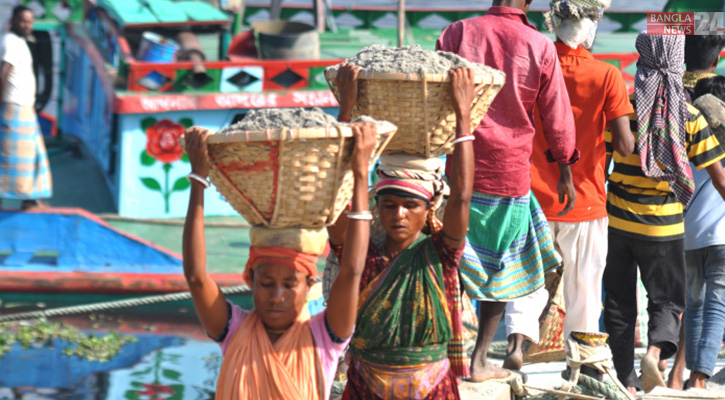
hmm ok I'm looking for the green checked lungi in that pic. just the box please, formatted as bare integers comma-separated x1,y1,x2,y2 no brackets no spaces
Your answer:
460,191,561,301
0,102,52,199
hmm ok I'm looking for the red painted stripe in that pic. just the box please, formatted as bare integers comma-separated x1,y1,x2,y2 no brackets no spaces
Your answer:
123,20,230,29
126,58,341,70
0,271,247,294
114,91,340,114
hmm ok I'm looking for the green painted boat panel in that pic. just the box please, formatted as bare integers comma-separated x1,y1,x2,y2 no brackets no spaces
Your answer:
176,1,230,22
147,0,189,23
99,0,158,25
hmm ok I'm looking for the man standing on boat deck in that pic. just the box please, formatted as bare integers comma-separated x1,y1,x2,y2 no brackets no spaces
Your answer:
0,5,51,210
502,0,635,371
436,0,580,381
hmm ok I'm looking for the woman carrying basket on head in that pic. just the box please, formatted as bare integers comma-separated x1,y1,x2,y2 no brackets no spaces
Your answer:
330,65,477,399
182,122,378,400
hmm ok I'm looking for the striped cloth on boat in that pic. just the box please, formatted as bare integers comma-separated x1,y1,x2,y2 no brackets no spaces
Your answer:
0,102,52,199
459,191,561,301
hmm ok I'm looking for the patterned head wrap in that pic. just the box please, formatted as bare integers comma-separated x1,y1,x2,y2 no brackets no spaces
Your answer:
543,0,609,33
635,32,694,207
374,154,450,234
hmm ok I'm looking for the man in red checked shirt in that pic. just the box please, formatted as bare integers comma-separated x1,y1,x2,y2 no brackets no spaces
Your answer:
437,0,579,382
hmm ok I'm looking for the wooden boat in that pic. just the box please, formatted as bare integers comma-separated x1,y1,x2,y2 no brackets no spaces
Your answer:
2,0,720,309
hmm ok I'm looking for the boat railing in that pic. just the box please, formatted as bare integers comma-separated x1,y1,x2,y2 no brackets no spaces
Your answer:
72,3,689,97
243,4,650,33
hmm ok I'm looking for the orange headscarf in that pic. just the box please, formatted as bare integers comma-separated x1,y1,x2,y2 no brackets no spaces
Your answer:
215,310,323,400
243,246,319,283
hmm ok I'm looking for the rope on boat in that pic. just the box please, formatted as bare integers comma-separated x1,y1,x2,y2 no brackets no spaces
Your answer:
562,369,631,400
0,276,325,323
0,285,253,322
98,213,251,227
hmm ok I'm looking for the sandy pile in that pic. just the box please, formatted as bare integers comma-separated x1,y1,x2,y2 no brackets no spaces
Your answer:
218,107,394,133
327,44,502,78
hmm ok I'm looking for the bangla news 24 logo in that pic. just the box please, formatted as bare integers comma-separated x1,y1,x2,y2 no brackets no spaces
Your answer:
647,12,725,35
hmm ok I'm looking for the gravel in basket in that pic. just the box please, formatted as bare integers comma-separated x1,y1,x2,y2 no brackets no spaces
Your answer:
325,45,506,158
199,108,397,228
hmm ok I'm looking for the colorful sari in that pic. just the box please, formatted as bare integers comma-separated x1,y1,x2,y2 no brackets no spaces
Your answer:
333,231,465,399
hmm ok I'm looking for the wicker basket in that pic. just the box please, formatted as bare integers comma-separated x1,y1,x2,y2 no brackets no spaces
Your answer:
324,69,505,158
199,125,396,228
523,268,567,364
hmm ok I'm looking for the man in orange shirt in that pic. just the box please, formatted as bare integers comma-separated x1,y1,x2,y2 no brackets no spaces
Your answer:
504,0,635,371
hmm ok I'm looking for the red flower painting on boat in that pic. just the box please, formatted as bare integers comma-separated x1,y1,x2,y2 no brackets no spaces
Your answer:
146,120,185,164
139,117,193,214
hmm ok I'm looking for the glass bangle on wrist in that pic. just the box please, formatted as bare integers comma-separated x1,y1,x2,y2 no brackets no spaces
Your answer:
346,210,373,220
452,135,475,144
187,173,210,188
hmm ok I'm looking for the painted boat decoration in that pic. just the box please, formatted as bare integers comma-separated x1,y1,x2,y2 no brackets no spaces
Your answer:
2,0,721,302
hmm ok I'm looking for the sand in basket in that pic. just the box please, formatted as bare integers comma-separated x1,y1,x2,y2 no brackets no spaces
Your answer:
197,108,397,229
325,45,506,158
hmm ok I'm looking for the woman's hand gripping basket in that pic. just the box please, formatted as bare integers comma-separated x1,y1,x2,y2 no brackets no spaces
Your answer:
200,124,396,228
325,68,504,158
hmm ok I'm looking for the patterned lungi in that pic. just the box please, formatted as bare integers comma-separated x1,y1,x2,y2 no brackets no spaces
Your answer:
459,191,561,301
0,102,52,199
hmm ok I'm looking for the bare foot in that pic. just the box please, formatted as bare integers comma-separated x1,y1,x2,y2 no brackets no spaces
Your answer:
667,359,686,390
641,354,666,393
668,368,684,390
502,333,524,371
690,371,707,389
469,362,511,383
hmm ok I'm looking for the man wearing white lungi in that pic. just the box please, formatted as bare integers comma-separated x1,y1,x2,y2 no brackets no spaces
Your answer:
0,5,52,210
503,0,634,372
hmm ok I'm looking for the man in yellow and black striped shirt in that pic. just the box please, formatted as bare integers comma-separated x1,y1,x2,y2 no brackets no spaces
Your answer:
605,102,725,241
604,93,725,394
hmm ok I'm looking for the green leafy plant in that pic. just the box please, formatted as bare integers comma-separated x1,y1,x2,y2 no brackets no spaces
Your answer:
0,319,137,362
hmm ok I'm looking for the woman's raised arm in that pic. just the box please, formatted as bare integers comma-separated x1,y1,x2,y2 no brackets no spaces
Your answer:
442,68,476,250
327,64,361,246
182,127,228,339
325,123,376,339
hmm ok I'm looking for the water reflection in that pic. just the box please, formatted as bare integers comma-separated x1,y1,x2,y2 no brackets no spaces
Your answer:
0,316,222,400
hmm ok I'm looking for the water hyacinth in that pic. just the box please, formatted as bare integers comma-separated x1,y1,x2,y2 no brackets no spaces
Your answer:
0,319,137,362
